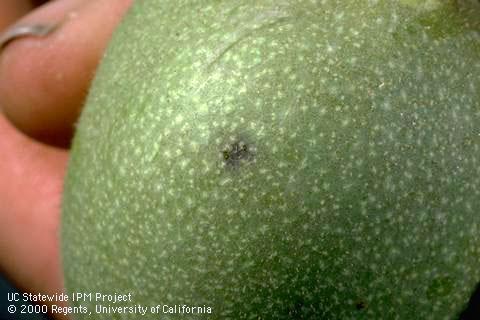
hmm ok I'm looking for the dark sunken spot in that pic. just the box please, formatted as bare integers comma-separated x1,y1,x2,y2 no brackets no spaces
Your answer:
222,141,253,168
355,300,367,311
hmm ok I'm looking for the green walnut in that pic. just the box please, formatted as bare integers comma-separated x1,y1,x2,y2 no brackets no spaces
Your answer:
61,0,480,319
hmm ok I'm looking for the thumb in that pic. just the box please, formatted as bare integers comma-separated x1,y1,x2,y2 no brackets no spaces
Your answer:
0,112,68,317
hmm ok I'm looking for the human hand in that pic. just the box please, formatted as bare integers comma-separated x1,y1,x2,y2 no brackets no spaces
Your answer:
0,0,133,319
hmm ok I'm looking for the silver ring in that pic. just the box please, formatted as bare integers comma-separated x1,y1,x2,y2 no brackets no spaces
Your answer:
0,23,59,50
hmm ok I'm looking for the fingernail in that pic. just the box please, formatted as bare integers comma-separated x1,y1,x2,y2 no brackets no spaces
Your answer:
0,23,60,51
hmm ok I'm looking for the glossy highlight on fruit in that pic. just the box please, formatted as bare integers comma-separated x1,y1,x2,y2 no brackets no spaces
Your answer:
62,1,480,319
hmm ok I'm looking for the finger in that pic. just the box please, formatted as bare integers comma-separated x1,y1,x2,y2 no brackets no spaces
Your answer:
0,0,134,148
0,0,33,31
0,112,68,319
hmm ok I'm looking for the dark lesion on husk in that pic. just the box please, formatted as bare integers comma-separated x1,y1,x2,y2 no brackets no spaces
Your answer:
222,140,255,169
355,300,367,311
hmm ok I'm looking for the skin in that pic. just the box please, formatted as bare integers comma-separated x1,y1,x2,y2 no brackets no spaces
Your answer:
0,0,133,319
